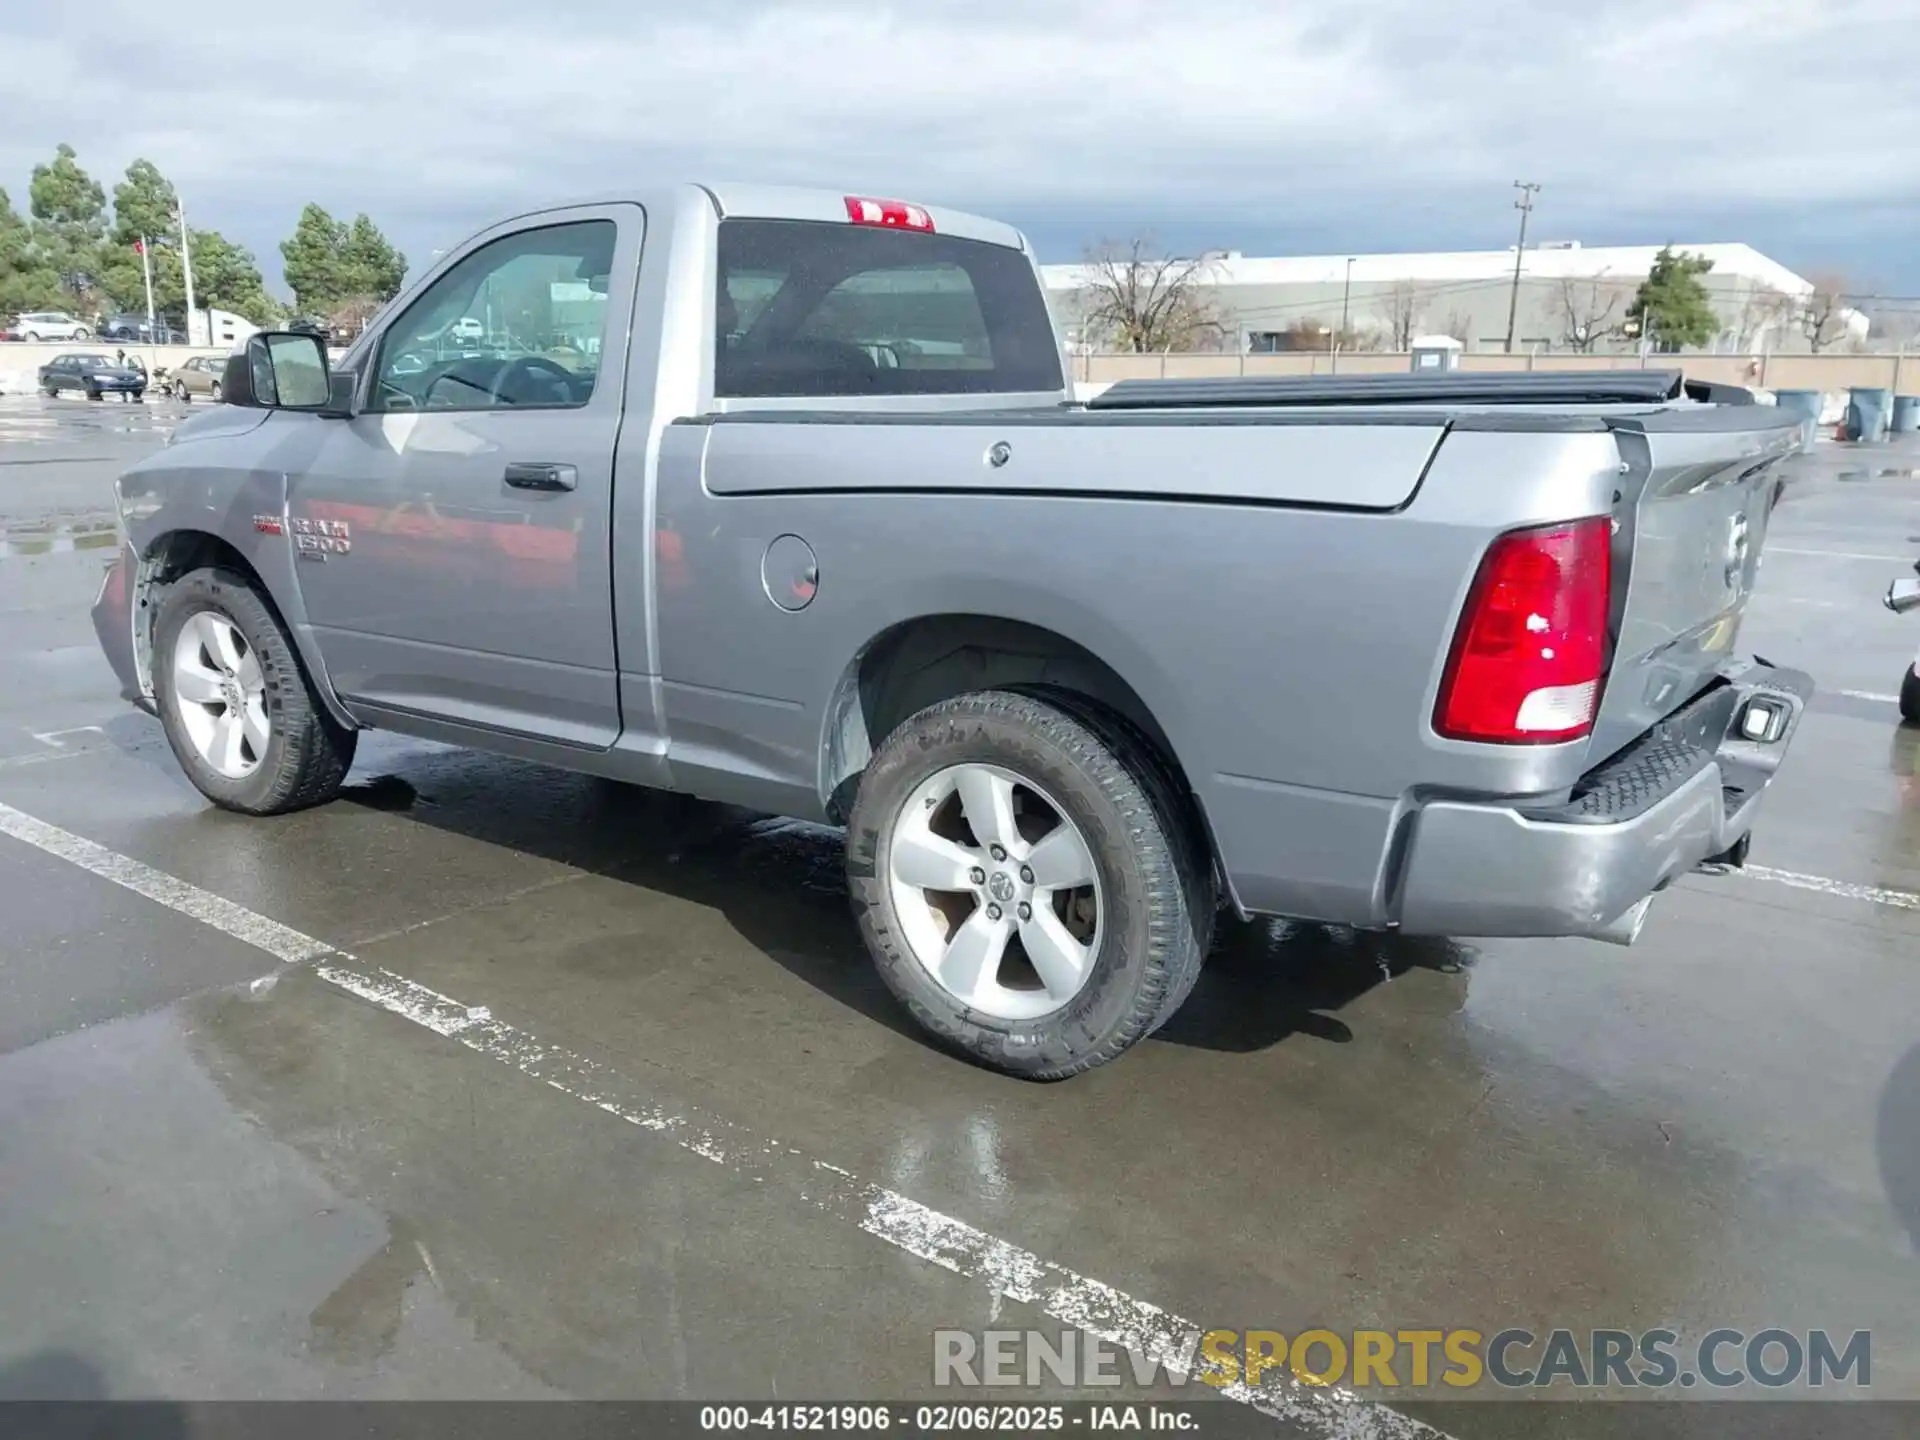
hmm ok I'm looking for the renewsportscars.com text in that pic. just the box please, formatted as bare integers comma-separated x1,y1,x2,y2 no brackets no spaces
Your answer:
933,1327,1871,1391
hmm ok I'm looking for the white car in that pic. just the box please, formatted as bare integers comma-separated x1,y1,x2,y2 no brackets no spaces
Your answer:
13,311,91,342
450,316,484,342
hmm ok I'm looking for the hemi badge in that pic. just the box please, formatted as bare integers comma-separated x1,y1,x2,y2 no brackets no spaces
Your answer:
253,515,285,535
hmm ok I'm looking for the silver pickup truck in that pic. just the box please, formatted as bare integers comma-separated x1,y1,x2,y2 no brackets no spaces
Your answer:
92,182,1812,1077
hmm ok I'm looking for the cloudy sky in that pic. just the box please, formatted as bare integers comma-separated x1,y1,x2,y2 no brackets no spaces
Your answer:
5,0,1918,295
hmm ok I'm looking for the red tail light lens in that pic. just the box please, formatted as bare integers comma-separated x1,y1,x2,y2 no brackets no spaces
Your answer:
1435,517,1611,744
844,196,935,232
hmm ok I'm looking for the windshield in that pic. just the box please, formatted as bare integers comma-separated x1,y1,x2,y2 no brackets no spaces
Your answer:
68,354,113,368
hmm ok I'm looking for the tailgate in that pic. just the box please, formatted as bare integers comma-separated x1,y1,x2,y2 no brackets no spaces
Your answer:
1587,407,1801,763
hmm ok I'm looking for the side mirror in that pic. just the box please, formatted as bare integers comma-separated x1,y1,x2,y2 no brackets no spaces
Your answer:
222,331,339,413
1888,577,1920,615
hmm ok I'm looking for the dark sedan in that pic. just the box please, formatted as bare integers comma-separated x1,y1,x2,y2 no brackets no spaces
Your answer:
38,353,147,401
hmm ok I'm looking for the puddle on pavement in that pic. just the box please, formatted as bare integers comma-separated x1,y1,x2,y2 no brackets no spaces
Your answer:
0,519,121,558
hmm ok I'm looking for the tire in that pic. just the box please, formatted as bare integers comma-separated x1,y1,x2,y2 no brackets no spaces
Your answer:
73,326,90,339
85,386,101,402
1901,664,1920,726
209,380,221,403
42,385,57,399
23,331,41,342
152,567,356,815
847,690,1213,1079
175,381,191,402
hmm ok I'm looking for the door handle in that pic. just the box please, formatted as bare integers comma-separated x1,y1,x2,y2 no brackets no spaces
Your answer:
504,462,577,492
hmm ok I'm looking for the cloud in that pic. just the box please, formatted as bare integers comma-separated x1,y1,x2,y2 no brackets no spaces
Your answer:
3,0,1916,286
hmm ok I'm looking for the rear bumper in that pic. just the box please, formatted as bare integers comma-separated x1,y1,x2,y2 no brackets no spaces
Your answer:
1395,658,1813,941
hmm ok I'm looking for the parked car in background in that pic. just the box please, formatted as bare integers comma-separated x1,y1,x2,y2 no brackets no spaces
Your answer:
450,316,485,342
14,311,90,341
39,352,147,401
98,315,188,344
168,354,226,403
286,317,329,337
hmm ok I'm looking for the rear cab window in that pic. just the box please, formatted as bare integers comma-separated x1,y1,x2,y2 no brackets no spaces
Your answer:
714,220,1062,399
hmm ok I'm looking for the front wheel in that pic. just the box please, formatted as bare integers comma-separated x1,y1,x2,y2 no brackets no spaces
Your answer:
1901,664,1920,726
208,380,221,403
85,386,101,402
152,568,356,814
73,326,90,339
847,690,1213,1079
174,381,191,402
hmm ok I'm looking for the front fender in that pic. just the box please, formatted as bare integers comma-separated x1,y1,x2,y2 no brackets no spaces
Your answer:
108,410,357,730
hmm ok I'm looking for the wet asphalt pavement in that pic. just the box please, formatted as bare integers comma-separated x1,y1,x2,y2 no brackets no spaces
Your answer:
0,392,1917,1439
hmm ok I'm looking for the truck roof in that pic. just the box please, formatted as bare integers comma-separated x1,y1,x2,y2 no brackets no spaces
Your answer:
489,183,1031,255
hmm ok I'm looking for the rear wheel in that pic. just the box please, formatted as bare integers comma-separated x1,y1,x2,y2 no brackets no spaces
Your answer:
85,386,101,402
847,690,1212,1079
73,326,90,339
1901,664,1920,726
152,568,356,814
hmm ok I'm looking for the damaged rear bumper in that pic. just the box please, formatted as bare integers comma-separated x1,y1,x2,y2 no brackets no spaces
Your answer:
1394,658,1813,944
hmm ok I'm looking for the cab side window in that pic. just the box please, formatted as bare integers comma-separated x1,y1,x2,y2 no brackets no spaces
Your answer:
370,220,615,414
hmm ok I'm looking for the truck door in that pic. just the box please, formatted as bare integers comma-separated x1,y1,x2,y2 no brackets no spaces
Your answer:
289,205,642,747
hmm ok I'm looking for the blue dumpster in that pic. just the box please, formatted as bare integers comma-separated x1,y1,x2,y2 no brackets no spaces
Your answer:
1772,388,1822,453
1846,387,1892,442
1893,395,1920,435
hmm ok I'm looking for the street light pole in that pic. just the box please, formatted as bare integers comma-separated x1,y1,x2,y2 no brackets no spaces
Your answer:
1504,182,1539,354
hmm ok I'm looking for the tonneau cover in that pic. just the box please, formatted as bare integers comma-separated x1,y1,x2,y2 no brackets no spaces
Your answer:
1087,369,1743,410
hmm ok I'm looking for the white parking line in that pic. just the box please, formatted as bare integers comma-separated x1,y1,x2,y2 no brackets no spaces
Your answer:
1838,690,1902,704
1768,547,1913,562
0,796,1440,1438
1739,864,1920,913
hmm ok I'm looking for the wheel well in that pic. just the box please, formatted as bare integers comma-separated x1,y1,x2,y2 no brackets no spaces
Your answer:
133,531,270,693
821,615,1211,856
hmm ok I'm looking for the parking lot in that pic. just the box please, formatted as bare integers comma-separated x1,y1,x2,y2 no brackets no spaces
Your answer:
0,390,1917,1438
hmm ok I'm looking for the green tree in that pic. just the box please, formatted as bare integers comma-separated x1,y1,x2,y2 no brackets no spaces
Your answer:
27,143,108,307
187,230,276,323
340,214,407,302
111,159,179,249
1627,246,1721,351
0,186,66,315
280,203,350,313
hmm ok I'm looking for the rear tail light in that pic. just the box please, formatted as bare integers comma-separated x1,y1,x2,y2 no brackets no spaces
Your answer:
844,196,935,232
1434,517,1612,744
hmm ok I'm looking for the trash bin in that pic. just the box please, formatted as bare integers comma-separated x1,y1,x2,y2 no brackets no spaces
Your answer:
1772,388,1822,454
1893,395,1920,435
1846,387,1892,442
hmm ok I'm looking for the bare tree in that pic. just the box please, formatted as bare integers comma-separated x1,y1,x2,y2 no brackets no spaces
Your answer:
1798,274,1853,353
1440,310,1473,347
1556,275,1628,353
1072,237,1226,353
1732,286,1797,351
1374,281,1427,350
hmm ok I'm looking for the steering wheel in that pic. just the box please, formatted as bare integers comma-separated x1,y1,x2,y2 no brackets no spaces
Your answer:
485,354,579,406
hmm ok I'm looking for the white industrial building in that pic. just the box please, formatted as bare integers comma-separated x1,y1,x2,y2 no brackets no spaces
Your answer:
1042,242,1867,355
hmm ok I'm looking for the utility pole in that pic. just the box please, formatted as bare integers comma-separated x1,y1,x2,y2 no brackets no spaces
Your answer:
1503,181,1539,354
1333,256,1354,374
177,201,197,347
